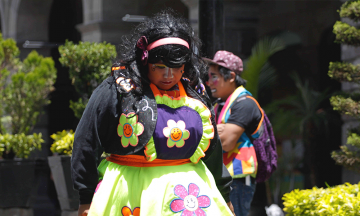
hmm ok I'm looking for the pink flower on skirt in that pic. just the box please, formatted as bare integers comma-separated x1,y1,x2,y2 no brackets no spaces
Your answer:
94,180,102,193
170,183,211,216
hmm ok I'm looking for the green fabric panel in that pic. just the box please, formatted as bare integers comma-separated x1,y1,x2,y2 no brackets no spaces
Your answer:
90,159,232,215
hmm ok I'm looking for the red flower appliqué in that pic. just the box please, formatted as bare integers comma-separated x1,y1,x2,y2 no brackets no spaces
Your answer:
170,183,211,216
121,206,140,216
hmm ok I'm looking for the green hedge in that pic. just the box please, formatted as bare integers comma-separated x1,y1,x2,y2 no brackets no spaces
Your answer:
283,182,360,215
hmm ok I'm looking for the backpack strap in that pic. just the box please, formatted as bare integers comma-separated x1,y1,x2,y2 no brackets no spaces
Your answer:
244,96,265,136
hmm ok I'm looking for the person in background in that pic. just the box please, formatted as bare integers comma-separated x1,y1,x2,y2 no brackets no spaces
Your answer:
205,51,264,216
71,11,234,216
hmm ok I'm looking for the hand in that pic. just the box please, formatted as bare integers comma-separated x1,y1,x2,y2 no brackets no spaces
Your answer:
217,124,225,136
78,204,91,216
227,201,235,215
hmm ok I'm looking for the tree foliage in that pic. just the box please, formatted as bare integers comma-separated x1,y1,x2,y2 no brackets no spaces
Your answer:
241,37,285,99
3,51,57,134
339,0,360,22
330,95,360,117
266,73,334,187
0,33,56,159
329,0,360,171
58,40,117,118
328,62,360,82
0,34,20,134
266,73,331,139
333,21,360,46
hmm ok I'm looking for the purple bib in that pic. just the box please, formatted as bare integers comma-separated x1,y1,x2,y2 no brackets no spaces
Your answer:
153,104,203,159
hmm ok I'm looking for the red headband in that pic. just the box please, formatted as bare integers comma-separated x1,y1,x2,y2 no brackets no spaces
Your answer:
136,36,190,65
147,37,190,50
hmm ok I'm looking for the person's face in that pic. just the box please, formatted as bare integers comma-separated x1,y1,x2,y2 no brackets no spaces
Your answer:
147,62,184,90
207,64,235,101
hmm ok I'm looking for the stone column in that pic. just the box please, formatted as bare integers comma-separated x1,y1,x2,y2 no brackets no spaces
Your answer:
198,0,224,58
77,0,103,42
181,0,199,36
15,0,53,58
77,0,143,44
0,0,21,39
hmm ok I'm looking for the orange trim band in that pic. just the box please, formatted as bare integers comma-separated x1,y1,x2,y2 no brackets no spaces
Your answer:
106,154,191,167
246,96,264,135
150,81,187,98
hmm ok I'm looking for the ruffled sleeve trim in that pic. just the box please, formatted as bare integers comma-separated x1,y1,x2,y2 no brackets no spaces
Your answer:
144,137,157,161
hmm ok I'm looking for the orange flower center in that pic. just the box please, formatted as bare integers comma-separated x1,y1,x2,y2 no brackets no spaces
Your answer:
123,123,133,138
170,127,183,141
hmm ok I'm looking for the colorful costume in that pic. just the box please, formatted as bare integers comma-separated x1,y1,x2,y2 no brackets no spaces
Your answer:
71,72,233,215
214,86,262,178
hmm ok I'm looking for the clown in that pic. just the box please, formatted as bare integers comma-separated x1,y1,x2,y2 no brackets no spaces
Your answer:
71,11,233,216
205,51,264,216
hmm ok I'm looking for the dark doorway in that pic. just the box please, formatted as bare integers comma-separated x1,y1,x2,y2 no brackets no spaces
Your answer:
315,26,342,188
46,2,82,214
48,0,83,137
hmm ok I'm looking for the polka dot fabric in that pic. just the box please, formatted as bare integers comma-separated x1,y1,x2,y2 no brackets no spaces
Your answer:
203,50,243,75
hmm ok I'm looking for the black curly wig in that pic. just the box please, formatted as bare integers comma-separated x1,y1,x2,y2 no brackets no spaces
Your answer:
114,9,207,95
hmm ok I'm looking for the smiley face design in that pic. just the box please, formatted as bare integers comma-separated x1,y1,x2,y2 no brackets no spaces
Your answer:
123,123,133,138
163,120,190,148
117,112,144,148
183,195,199,212
170,127,183,142
170,183,211,214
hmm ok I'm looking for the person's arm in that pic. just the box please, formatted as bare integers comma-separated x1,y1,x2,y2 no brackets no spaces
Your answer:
217,123,245,152
218,97,262,152
71,77,117,215
78,204,90,216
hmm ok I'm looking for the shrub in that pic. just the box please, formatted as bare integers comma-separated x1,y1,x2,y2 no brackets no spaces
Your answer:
2,50,57,135
0,133,44,158
58,40,116,119
0,33,56,159
283,182,360,215
50,130,74,156
330,0,360,171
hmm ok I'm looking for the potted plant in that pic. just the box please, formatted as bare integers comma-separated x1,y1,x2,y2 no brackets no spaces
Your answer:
48,130,79,212
0,133,44,209
48,131,109,214
0,33,57,212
